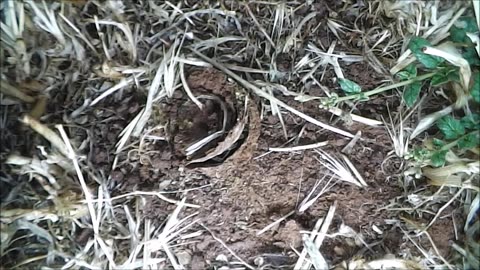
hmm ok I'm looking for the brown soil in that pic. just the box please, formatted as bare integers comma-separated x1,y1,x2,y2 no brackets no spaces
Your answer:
80,2,462,266
1,1,464,269
98,66,459,268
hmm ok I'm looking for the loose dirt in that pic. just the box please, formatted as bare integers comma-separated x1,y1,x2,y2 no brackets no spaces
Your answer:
2,2,463,269
72,10,464,268
87,63,456,268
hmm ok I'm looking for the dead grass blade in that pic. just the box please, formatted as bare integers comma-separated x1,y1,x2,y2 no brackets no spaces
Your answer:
256,210,295,236
90,77,135,106
294,202,337,270
132,39,180,137
410,105,453,140
383,105,409,158
191,49,355,138
192,37,246,51
244,3,274,47
91,19,136,62
269,141,329,152
0,80,35,103
179,59,203,109
465,193,479,232
314,149,367,188
424,43,471,92
115,108,144,155
58,13,97,54
201,224,255,270
423,162,479,191
26,0,65,46
55,125,98,231
20,115,69,157
283,11,318,53
341,154,368,187
298,175,336,213
303,236,328,270
188,97,247,164
328,107,383,127
272,2,286,42
341,131,362,155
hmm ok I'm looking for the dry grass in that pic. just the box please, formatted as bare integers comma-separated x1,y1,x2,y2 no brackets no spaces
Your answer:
1,0,478,269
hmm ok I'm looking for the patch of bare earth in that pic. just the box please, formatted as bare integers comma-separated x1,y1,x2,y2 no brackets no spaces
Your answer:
73,7,461,269
2,0,473,269
101,66,454,267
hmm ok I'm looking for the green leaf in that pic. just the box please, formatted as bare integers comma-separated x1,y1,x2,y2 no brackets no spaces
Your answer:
430,73,450,86
431,150,447,167
403,81,422,107
437,116,465,140
461,114,480,130
408,37,444,69
397,64,417,80
450,25,468,43
407,65,417,76
463,47,480,66
450,17,478,44
447,68,460,82
457,132,480,149
456,16,479,33
471,72,480,103
339,79,362,94
358,93,369,101
431,68,460,86
432,138,446,148
412,148,429,162
396,71,411,81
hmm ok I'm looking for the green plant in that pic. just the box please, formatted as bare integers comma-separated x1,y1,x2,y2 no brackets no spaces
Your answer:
408,114,480,167
399,35,477,108
324,17,479,109
329,16,480,170
320,72,436,107
401,17,479,168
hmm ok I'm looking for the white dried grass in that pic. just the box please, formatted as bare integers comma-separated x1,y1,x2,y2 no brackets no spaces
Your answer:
383,105,409,158
26,0,65,46
192,49,356,138
410,105,453,140
90,77,135,106
390,4,468,75
179,60,203,109
298,175,336,213
314,149,367,188
294,202,336,270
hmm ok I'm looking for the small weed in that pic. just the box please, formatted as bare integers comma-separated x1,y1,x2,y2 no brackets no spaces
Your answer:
324,16,479,110
407,114,480,167
330,16,479,171
399,16,479,170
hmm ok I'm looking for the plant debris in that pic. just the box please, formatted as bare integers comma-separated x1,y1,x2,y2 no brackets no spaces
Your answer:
1,0,478,269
